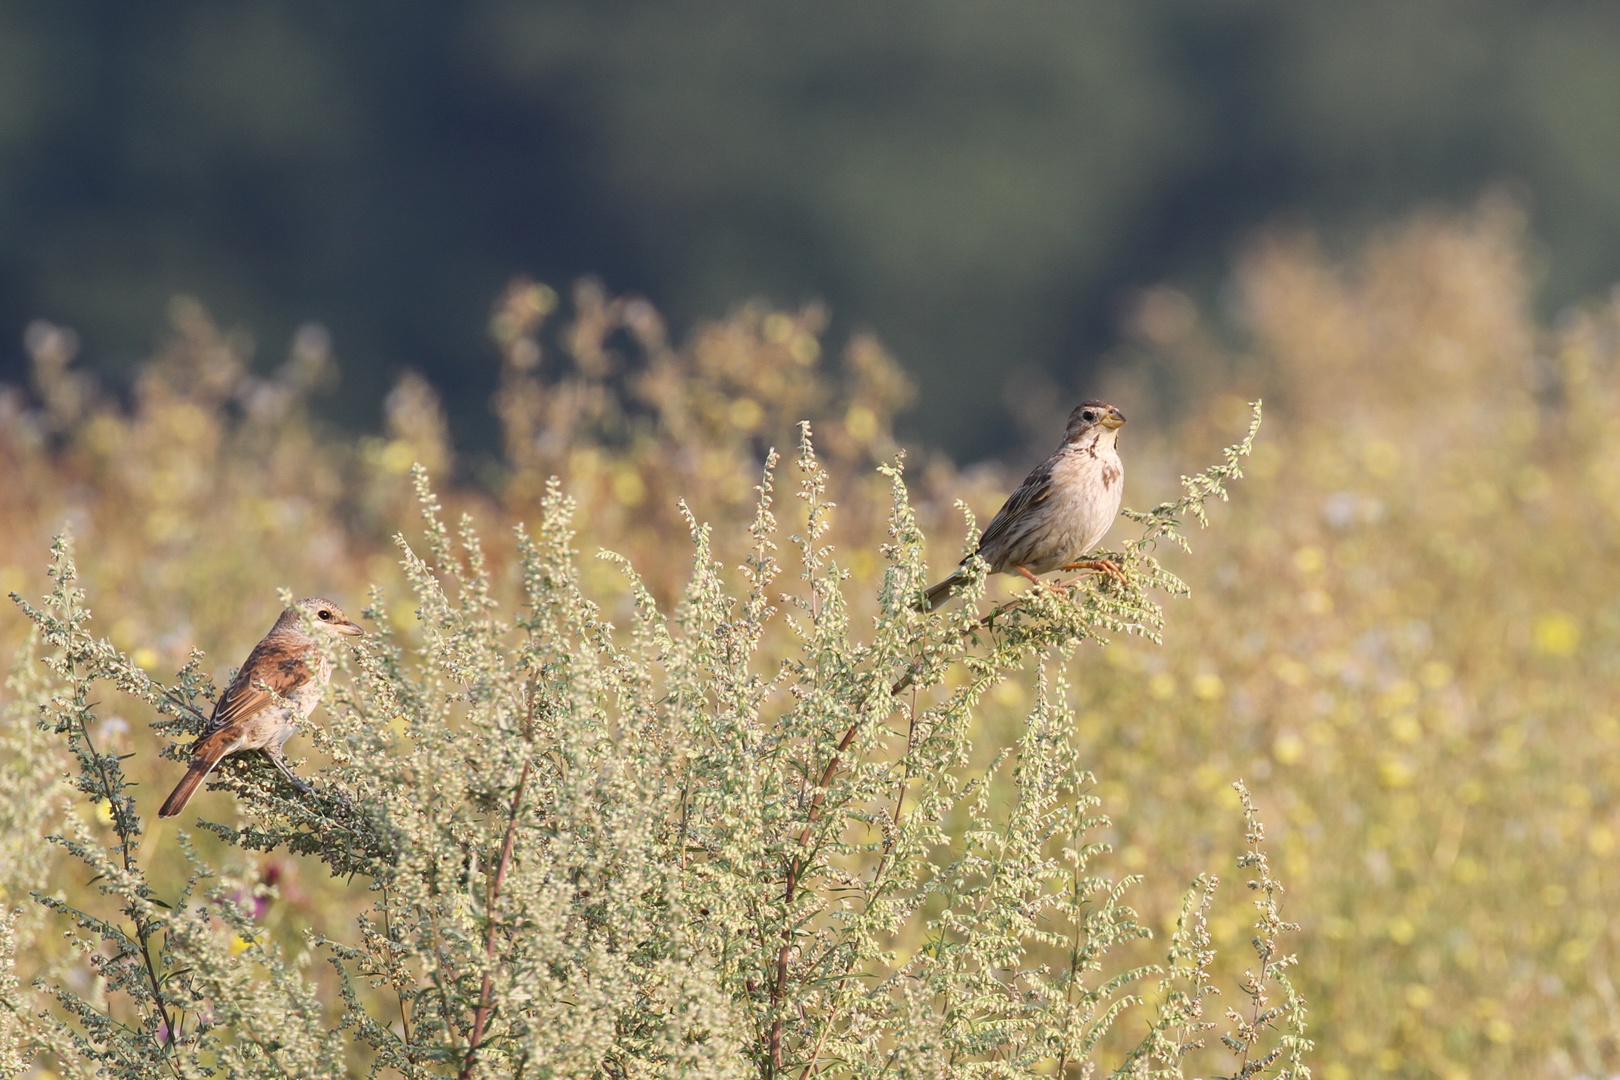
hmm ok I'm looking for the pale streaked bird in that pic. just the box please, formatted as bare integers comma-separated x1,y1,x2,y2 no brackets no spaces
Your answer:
158,597,363,819
923,400,1127,611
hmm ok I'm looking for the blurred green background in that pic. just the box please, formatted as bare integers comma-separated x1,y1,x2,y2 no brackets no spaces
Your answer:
3,1,1619,458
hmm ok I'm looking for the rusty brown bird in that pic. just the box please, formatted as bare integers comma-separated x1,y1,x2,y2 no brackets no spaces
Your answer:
158,597,362,818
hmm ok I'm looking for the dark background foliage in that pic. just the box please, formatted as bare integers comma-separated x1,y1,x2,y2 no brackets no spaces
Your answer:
3,0,1618,458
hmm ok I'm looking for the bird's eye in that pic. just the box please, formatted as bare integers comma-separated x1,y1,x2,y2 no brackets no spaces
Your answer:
318,610,332,621
1083,410,1097,421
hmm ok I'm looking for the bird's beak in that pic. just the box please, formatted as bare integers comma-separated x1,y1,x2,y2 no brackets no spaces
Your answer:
338,622,365,637
1101,408,1126,430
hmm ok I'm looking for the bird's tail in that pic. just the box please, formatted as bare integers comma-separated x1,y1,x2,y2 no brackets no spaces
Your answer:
921,572,963,612
158,742,229,818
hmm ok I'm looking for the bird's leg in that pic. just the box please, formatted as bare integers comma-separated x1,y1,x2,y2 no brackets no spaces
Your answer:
1013,563,1075,600
263,748,314,795
1059,558,1125,583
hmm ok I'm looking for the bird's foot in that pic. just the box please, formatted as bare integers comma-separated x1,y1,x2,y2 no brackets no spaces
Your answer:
1059,558,1126,584
265,752,314,796
316,784,355,814
1008,565,1088,607
1012,564,1070,602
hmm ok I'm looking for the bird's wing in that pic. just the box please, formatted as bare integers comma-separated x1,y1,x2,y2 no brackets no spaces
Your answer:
973,454,1058,556
204,636,313,734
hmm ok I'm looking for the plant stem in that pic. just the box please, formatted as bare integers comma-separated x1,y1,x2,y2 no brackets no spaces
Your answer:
796,587,1047,845
458,758,530,1080
770,585,1070,1068
381,888,414,1067
76,671,181,1077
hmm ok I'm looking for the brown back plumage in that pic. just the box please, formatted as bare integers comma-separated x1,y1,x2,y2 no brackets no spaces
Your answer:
202,634,316,734
156,638,314,818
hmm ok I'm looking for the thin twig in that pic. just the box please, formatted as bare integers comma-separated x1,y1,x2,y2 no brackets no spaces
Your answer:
381,887,414,1065
78,682,181,1077
796,580,1086,845
771,576,1111,1068
1055,799,1088,1077
458,758,531,1080
798,682,922,1080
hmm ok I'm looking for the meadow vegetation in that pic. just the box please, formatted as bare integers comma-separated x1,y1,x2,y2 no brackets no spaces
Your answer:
0,199,1613,1078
